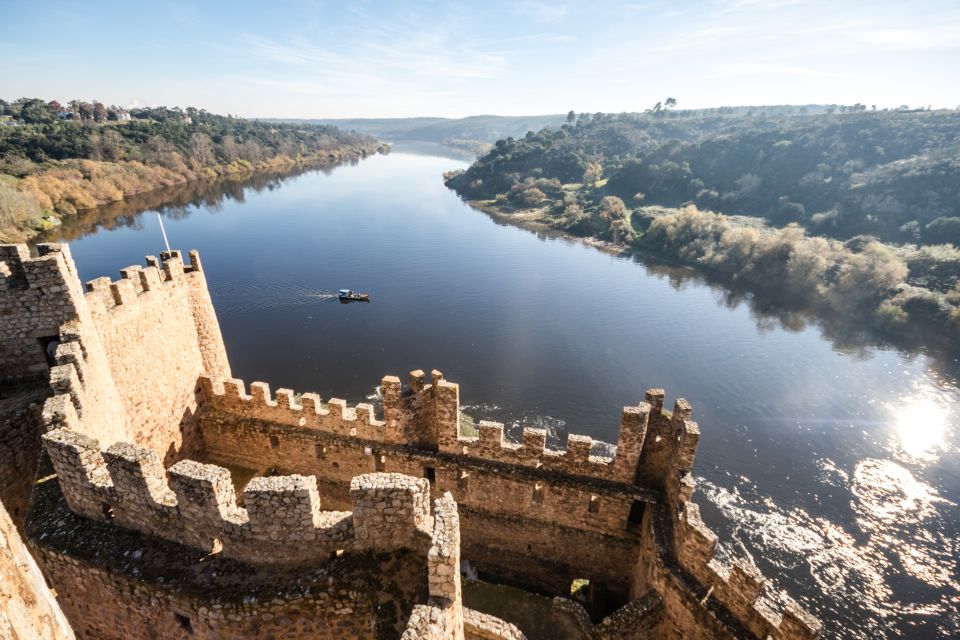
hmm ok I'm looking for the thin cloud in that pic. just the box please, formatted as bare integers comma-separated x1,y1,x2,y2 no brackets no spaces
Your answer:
850,25,960,50
717,63,848,78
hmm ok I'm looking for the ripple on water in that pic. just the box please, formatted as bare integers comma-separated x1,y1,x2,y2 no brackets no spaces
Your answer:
209,281,337,314
699,457,959,639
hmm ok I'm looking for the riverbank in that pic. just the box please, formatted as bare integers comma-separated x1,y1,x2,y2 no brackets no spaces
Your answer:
0,146,385,243
462,197,960,362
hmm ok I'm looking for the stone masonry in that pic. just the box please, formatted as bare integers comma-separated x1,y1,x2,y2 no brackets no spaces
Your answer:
0,243,822,640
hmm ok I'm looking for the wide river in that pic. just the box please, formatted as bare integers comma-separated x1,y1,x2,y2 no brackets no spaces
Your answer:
53,149,958,639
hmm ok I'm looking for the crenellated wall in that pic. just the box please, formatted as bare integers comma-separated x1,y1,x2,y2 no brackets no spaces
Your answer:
0,244,84,381
191,372,819,640
81,248,230,460
41,420,437,566
196,374,660,596
200,372,652,486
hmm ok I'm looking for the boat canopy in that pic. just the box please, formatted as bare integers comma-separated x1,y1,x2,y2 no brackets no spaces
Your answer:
339,289,352,295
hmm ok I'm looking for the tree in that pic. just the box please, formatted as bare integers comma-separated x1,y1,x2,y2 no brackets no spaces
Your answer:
665,97,677,110
583,162,603,186
93,102,108,122
610,217,632,243
188,132,216,166
599,195,627,221
221,135,239,162
566,110,576,124
19,98,55,124
100,128,125,161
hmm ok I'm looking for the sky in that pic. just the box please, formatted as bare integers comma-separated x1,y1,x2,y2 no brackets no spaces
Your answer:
2,0,959,118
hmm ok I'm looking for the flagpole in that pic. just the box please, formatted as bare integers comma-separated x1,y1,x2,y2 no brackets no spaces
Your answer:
157,212,171,253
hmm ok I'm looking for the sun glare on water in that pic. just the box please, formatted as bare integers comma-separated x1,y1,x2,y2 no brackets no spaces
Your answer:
893,398,949,460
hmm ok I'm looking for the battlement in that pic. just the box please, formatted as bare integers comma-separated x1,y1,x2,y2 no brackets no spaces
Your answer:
82,249,202,315
199,373,693,487
41,427,439,565
0,243,79,293
674,502,821,640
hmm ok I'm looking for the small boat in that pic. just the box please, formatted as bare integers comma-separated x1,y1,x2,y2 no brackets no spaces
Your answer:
338,289,370,302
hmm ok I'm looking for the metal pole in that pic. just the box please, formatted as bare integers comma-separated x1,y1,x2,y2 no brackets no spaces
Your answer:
157,212,171,253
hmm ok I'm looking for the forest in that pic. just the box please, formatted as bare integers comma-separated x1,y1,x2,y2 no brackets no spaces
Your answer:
445,108,960,351
0,98,383,241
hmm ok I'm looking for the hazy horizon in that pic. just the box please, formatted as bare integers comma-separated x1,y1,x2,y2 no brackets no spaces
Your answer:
3,0,959,119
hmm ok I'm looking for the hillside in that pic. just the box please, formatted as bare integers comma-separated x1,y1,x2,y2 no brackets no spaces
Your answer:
445,109,960,353
0,98,384,241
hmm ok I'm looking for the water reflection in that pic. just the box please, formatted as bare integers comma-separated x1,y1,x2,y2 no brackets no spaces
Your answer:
700,459,959,639
39,161,353,243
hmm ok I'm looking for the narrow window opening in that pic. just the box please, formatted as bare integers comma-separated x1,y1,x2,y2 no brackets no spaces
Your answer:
457,470,470,492
627,500,646,529
100,503,114,520
174,613,193,635
269,435,280,449
532,483,544,505
375,454,386,472
316,444,327,459
424,466,436,482
332,461,340,470
588,495,600,513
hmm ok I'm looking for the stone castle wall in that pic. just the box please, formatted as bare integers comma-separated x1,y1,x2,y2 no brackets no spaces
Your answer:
80,249,230,461
0,499,75,640
0,243,231,539
196,375,655,596
27,468,431,640
191,374,819,640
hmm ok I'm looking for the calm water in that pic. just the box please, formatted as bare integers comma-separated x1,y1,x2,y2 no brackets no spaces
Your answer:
57,149,959,639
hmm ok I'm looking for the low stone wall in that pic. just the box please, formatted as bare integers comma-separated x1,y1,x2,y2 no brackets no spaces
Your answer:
0,386,48,527
42,424,434,565
463,609,525,640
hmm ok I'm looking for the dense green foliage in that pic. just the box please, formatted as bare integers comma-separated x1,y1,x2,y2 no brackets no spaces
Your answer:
446,109,960,352
448,110,960,245
0,100,378,171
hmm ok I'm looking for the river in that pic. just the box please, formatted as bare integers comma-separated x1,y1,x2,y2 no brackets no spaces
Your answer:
50,148,959,639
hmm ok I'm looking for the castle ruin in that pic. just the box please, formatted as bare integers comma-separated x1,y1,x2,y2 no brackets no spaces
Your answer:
0,243,822,639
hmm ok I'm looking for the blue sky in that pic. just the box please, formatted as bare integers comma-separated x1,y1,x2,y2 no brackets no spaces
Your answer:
3,0,958,118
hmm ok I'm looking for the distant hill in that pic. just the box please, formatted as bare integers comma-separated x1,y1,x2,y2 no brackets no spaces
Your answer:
264,115,569,155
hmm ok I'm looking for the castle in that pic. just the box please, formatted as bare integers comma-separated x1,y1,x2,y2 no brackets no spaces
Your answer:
0,242,822,640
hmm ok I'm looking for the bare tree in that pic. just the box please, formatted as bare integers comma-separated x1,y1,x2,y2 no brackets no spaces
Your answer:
189,132,216,166
220,135,239,162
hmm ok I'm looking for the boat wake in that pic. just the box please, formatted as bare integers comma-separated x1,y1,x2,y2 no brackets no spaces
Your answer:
209,281,338,314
